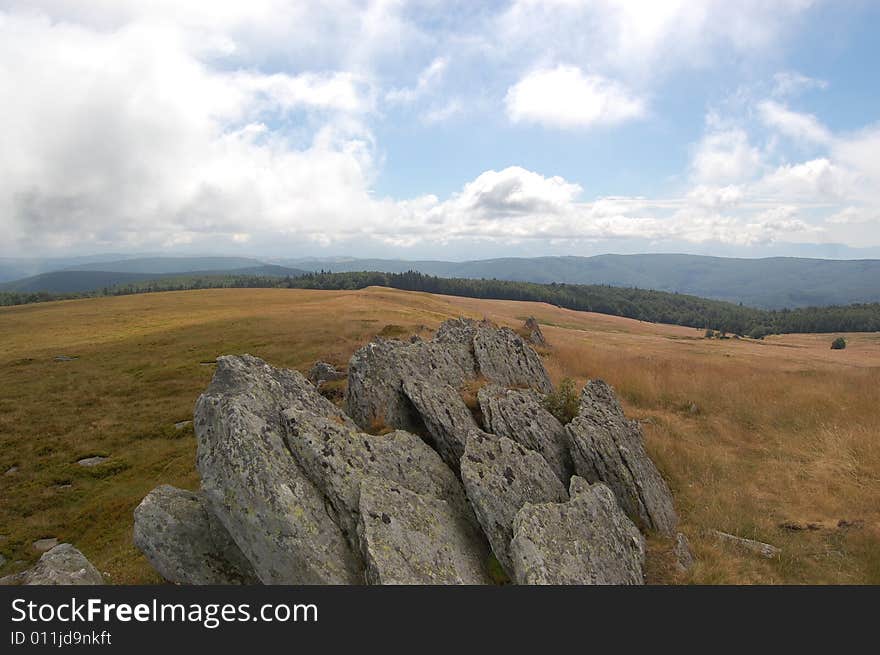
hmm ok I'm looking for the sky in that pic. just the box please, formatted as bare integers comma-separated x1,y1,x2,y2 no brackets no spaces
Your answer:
1,1,879,261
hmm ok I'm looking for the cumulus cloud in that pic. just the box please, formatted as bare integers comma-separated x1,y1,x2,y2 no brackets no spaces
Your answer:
772,71,828,97
757,100,831,145
690,128,763,185
505,66,645,128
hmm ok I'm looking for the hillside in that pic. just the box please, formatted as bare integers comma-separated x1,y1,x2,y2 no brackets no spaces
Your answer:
0,265,307,294
285,254,880,309
0,288,877,585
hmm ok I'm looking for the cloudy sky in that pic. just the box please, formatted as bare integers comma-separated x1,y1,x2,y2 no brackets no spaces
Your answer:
2,1,879,260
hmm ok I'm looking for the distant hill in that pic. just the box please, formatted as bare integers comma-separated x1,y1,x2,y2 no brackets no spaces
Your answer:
64,256,265,274
0,265,307,294
283,254,880,309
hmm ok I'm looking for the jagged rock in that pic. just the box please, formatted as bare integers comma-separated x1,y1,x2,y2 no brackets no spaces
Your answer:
33,538,59,552
401,377,484,472
473,325,552,393
346,337,476,432
460,432,568,575
307,361,346,387
0,544,103,585
674,532,695,572
478,384,572,484
282,409,474,548
194,354,361,584
510,477,645,585
357,477,492,585
565,380,678,535
133,485,258,585
346,318,553,433
523,317,547,346
712,530,780,559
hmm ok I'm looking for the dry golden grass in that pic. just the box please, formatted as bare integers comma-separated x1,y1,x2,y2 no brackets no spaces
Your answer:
1,287,877,584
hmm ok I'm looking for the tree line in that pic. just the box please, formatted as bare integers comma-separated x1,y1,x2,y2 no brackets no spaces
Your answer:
3,270,880,336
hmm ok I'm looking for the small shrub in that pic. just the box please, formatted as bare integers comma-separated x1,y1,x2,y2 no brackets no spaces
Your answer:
704,329,715,339
831,337,847,350
543,378,579,425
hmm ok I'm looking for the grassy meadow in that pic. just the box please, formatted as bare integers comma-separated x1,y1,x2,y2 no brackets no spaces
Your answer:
1,287,878,584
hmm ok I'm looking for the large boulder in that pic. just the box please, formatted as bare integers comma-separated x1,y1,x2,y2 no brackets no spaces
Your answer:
0,544,103,585
133,485,258,585
401,377,484,473
194,355,362,584
346,318,553,434
460,432,568,576
346,337,475,433
565,380,678,535
510,477,645,585
472,326,552,393
282,409,474,548
478,384,572,484
357,477,492,585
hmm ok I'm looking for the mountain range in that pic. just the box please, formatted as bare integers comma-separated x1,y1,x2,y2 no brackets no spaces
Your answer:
3,253,880,309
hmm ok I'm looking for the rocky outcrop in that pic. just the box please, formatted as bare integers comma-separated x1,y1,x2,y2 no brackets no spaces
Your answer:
307,361,346,387
346,318,552,433
0,544,104,585
358,477,492,585
565,380,678,535
460,432,568,575
510,477,645,585
133,485,258,585
282,409,474,549
194,355,362,584
136,318,680,586
402,377,484,473
712,530,780,559
523,317,546,346
478,384,572,484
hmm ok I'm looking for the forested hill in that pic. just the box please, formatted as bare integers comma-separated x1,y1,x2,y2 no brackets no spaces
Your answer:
284,254,880,309
3,270,879,337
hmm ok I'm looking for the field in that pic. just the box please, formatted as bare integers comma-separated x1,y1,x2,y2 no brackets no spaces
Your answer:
1,287,878,584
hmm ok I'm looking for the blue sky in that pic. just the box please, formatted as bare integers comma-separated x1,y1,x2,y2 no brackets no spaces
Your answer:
1,1,879,260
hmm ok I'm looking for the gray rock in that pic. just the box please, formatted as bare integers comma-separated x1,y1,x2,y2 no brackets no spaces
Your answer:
1,544,104,585
510,477,645,585
460,432,568,576
401,377,483,473
0,554,5,567
4,466,18,476
478,384,572,484
133,485,259,585
54,355,77,362
33,538,59,552
282,409,474,549
712,530,780,559
674,532,695,572
174,420,192,430
523,317,546,346
346,336,475,432
77,456,107,467
346,318,553,434
195,354,361,584
565,380,678,535
357,477,492,585
473,325,552,393
307,361,346,387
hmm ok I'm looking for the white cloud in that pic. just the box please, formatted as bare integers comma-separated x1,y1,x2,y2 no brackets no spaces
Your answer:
498,1,821,79
757,158,850,200
505,66,645,129
386,57,449,105
757,100,831,145
690,128,763,185
772,71,828,97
